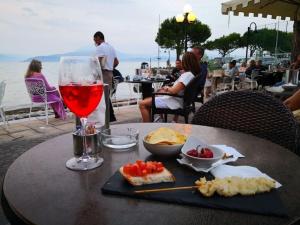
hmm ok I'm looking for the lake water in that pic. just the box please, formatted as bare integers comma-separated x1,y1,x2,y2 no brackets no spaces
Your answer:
0,61,143,109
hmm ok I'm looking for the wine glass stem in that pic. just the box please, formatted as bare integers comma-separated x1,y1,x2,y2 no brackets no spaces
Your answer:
80,117,89,160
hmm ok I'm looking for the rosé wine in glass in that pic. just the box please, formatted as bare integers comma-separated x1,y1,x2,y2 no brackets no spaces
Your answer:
59,83,103,118
59,56,104,171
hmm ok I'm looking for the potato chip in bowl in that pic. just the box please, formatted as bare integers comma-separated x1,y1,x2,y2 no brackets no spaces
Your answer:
145,127,187,145
143,127,186,157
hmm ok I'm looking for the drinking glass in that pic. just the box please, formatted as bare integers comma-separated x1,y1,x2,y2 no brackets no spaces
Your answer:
59,56,104,171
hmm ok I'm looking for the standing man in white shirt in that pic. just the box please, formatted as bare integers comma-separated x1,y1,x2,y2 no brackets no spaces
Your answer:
94,31,119,122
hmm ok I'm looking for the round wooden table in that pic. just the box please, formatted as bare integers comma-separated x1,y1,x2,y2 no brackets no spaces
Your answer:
3,123,300,225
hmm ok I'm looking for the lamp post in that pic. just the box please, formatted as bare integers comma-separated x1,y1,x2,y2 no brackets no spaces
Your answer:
245,22,257,63
176,4,197,52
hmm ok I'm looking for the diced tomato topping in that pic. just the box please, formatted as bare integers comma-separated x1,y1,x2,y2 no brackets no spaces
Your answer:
122,160,165,177
142,169,147,176
156,167,164,172
131,164,139,176
156,162,163,168
123,164,132,174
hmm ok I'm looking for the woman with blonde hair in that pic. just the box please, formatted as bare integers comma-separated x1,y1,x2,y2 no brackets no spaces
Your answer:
139,52,201,122
25,59,66,119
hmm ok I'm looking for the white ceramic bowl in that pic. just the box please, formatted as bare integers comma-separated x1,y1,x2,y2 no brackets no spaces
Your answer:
181,144,224,168
143,138,184,157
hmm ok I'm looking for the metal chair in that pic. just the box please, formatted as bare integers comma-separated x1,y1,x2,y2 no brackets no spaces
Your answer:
25,78,59,125
151,75,202,124
192,90,300,155
111,78,120,110
0,81,7,128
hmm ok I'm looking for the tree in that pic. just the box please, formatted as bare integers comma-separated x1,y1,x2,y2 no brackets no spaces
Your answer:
155,17,211,60
204,33,243,57
243,28,293,57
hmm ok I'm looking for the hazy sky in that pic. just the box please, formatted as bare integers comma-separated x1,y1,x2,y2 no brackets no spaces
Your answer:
0,0,294,57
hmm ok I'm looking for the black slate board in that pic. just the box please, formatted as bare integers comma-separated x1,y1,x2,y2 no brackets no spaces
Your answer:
101,158,287,217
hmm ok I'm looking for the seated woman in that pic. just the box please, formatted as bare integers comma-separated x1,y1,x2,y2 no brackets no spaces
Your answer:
239,62,247,73
25,59,67,120
139,52,200,122
284,90,300,122
164,59,183,86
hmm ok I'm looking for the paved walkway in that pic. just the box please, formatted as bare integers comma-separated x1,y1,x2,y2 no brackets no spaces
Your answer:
0,105,142,144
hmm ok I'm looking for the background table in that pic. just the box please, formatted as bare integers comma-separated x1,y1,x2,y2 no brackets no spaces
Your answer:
125,78,168,99
266,86,299,101
3,123,300,225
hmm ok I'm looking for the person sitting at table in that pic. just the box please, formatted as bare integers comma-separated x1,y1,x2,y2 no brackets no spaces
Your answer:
163,59,183,86
245,60,256,78
25,59,67,120
192,46,208,87
239,62,247,73
222,60,239,82
211,60,239,91
256,60,267,73
290,54,300,70
139,52,200,122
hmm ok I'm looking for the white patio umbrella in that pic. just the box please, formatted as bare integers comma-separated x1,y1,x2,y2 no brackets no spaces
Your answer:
221,0,300,60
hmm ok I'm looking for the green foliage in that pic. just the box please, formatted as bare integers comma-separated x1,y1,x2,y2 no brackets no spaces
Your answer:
207,60,223,71
204,33,243,57
155,17,211,59
242,28,293,56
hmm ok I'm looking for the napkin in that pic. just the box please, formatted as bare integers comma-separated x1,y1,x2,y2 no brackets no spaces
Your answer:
177,156,238,173
212,145,245,158
211,165,282,188
265,86,284,93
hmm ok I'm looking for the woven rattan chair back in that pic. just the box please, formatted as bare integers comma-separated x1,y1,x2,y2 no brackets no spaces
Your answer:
183,74,202,107
192,90,299,154
25,78,47,102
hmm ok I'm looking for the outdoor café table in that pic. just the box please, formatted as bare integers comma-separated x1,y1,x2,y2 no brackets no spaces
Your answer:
266,86,300,101
125,78,168,99
2,123,300,225
260,71,284,87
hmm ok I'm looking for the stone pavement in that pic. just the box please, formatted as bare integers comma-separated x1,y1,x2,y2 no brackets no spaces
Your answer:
0,105,142,225
0,105,142,144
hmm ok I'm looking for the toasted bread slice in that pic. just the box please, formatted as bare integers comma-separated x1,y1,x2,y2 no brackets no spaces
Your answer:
119,167,175,186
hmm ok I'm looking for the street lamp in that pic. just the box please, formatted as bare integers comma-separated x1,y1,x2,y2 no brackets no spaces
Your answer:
176,4,197,52
245,22,257,63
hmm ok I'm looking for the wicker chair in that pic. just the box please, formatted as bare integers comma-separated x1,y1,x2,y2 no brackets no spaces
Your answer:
191,90,300,155
151,75,203,123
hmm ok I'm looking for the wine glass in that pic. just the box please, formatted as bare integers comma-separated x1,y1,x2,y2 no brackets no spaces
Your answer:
59,56,104,171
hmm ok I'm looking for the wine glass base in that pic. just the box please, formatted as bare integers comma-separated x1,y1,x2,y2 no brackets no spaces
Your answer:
66,156,104,171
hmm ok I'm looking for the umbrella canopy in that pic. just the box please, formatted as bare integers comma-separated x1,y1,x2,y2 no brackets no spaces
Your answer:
221,0,300,60
222,0,300,20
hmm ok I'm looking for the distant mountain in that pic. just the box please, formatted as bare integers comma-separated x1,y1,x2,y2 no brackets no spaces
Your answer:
24,46,172,62
0,54,28,62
